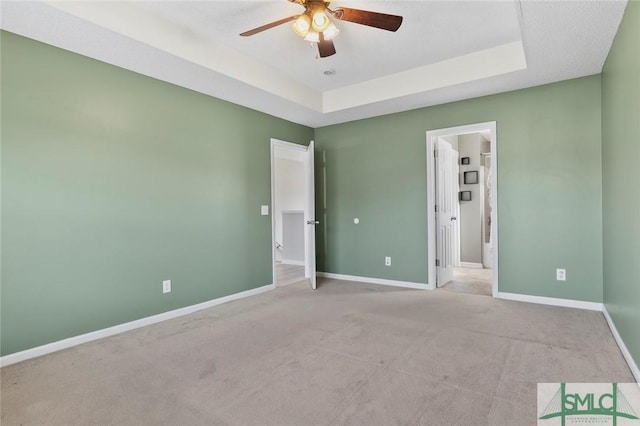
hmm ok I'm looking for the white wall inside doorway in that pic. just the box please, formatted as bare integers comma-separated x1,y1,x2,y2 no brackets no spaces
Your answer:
274,146,305,263
458,133,489,266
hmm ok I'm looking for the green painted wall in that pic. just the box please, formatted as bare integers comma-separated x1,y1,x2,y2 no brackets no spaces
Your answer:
1,21,623,358
315,76,604,302
602,2,640,372
0,32,313,356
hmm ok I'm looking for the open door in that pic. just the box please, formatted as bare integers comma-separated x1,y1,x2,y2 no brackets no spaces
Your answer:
452,150,461,268
436,139,457,287
270,138,317,290
426,122,498,295
304,141,317,289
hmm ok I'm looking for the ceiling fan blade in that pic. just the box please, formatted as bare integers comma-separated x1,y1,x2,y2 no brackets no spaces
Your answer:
317,32,336,58
332,7,403,32
240,15,299,37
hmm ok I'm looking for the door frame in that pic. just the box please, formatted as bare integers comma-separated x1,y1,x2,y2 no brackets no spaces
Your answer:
425,122,498,296
270,138,314,288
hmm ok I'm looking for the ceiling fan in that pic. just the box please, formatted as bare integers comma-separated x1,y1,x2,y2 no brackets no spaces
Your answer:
240,0,403,58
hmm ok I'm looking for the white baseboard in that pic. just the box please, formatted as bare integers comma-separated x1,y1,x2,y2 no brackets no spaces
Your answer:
281,259,305,266
0,283,275,368
496,292,603,311
459,262,484,269
602,306,640,383
317,272,430,290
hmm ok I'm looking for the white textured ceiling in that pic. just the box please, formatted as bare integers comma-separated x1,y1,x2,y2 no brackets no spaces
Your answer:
0,1,628,128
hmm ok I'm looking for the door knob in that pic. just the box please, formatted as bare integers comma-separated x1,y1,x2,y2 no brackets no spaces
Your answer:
451,217,457,221
307,220,320,225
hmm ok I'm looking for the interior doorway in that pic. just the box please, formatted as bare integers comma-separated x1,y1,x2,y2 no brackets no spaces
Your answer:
270,139,317,289
426,122,498,297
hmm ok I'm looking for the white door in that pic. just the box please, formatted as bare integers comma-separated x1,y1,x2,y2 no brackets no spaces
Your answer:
304,141,317,290
451,150,461,268
435,139,457,287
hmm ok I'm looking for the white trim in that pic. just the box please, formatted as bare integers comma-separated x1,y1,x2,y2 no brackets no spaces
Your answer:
317,272,430,290
304,140,317,290
0,284,275,368
603,306,640,383
459,262,484,269
426,134,437,290
496,292,603,311
281,259,305,266
426,121,498,296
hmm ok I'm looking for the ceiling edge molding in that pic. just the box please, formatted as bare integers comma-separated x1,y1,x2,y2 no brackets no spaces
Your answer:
322,41,527,113
43,0,323,112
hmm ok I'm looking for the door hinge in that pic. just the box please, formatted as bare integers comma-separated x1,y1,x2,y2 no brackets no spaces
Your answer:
434,150,439,157
435,204,439,212
436,259,441,267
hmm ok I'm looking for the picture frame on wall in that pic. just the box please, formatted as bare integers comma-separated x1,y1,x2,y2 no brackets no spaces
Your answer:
461,157,470,165
463,171,479,184
460,191,472,201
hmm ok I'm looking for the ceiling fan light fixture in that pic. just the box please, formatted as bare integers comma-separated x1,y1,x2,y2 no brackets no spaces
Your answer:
304,30,320,43
292,14,311,37
311,9,331,32
240,2,404,58
323,22,339,40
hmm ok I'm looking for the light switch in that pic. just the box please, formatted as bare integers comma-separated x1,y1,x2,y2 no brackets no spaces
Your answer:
261,205,269,216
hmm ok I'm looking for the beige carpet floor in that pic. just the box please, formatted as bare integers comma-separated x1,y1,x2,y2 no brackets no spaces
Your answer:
442,267,493,296
1,278,634,425
276,263,306,287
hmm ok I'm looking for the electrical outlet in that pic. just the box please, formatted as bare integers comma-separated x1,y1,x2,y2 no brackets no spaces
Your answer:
163,279,172,294
556,269,566,281
385,256,391,266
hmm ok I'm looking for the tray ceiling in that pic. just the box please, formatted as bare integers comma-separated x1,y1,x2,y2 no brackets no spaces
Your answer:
1,1,627,127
